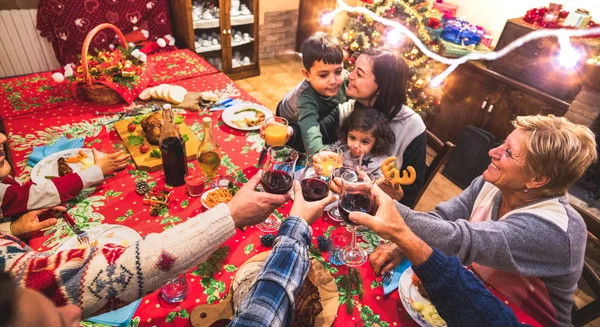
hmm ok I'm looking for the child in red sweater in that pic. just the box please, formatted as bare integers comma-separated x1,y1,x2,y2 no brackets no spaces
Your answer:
0,132,130,238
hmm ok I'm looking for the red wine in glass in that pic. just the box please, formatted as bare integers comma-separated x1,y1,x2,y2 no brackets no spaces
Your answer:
261,170,293,194
301,178,329,202
339,193,372,225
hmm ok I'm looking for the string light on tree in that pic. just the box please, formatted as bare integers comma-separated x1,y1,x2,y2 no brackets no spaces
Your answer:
386,28,403,46
323,0,600,87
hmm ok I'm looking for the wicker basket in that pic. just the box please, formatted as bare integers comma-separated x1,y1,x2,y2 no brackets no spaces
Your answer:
77,23,127,105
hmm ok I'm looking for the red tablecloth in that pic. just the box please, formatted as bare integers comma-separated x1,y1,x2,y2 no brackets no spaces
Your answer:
3,71,542,327
0,49,217,119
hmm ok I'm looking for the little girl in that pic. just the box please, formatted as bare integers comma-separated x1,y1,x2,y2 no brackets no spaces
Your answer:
338,108,395,178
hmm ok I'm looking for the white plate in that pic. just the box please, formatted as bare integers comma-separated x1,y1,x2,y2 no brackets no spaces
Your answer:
56,224,142,252
221,102,273,131
399,267,447,327
30,148,94,185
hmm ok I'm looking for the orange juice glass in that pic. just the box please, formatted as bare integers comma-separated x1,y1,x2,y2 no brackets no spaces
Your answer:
264,117,288,146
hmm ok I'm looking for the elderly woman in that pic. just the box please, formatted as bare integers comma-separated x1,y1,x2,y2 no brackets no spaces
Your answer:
369,115,597,327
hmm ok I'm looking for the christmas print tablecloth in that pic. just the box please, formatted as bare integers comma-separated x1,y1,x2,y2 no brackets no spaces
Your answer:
0,49,217,119
3,72,542,327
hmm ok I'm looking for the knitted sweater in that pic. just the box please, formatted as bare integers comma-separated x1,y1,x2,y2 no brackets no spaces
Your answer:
0,166,104,234
1,203,236,318
339,100,427,207
414,249,531,327
397,176,587,326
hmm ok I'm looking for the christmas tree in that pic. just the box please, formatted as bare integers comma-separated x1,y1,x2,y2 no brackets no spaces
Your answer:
340,0,443,119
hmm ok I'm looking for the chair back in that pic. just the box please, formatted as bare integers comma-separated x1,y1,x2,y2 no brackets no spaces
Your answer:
414,130,455,206
571,204,600,327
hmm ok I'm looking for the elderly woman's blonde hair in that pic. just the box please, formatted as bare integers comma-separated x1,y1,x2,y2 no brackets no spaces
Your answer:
513,115,597,197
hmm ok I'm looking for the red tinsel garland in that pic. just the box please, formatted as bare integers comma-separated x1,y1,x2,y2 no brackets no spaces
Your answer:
523,7,598,29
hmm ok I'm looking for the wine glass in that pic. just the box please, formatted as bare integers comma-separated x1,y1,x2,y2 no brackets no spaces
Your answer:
257,145,298,232
300,154,330,202
326,147,363,221
316,145,343,178
338,168,375,267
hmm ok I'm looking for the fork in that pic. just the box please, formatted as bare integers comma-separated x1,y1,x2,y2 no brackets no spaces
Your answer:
62,212,90,248
382,270,394,285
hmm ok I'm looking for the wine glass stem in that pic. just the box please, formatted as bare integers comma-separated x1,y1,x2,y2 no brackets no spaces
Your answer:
351,226,358,250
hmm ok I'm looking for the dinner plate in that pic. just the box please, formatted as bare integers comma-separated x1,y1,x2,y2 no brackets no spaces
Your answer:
30,148,94,185
399,267,447,327
221,102,273,131
200,189,212,209
56,224,142,252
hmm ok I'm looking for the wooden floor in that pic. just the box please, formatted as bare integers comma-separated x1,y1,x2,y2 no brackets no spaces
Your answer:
236,54,599,326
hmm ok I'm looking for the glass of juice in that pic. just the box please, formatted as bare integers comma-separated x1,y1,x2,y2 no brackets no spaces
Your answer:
184,168,205,197
300,154,330,202
316,146,343,178
263,117,288,147
258,146,298,232
338,168,374,267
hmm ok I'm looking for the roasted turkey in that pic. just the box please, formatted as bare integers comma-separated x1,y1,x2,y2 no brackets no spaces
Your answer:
140,112,163,145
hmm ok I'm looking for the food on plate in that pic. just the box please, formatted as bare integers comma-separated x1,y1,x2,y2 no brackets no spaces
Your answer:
412,273,429,300
57,157,73,176
139,143,150,154
231,109,266,128
411,301,446,327
138,84,188,105
290,278,323,327
141,112,164,145
203,187,233,208
64,149,88,163
381,156,416,187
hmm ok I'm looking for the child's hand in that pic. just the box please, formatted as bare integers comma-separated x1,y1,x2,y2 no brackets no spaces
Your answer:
93,148,131,175
259,123,294,142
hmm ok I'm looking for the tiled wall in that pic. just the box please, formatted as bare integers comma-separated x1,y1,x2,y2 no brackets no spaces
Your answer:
259,9,298,59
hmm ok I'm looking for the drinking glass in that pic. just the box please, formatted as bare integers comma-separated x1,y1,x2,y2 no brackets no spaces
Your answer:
263,117,288,147
161,275,188,303
258,146,298,232
337,145,363,170
258,116,288,165
316,146,343,178
326,147,363,221
338,168,375,267
184,168,205,197
300,154,330,202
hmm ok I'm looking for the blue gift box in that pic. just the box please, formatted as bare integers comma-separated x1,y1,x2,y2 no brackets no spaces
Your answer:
441,19,484,46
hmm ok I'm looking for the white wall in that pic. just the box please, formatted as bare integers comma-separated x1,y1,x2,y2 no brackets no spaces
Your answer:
449,0,600,46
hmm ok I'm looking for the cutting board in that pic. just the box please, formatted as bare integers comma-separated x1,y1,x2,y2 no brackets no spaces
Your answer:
114,116,200,172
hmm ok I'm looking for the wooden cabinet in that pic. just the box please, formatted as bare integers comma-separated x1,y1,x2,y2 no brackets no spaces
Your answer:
428,61,570,143
170,0,260,80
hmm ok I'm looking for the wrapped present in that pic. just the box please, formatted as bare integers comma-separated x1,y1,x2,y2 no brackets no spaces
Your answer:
440,38,492,58
441,19,485,46
432,0,458,19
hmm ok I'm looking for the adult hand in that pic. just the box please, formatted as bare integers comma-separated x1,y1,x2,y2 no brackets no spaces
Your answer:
369,242,405,276
93,149,131,175
347,184,408,275
11,206,66,240
289,180,335,225
227,171,290,228
376,177,404,202
259,123,293,142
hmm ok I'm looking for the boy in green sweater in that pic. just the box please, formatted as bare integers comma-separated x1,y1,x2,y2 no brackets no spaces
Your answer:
276,32,347,154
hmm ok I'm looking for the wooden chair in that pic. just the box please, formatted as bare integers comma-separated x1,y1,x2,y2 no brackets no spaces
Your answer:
571,204,600,327
414,130,456,207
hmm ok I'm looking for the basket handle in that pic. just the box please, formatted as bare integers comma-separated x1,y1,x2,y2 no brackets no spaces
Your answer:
81,23,127,87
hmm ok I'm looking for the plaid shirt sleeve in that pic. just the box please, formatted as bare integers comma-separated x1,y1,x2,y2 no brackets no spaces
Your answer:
230,216,312,327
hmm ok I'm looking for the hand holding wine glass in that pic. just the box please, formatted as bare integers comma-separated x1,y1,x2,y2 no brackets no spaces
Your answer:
290,180,336,225
227,171,290,229
338,168,375,267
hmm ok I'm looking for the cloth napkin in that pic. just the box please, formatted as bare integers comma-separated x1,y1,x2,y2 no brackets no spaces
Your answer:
383,257,412,295
86,299,142,327
27,136,84,167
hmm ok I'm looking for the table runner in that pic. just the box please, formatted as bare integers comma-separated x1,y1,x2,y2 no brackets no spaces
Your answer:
3,73,542,327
